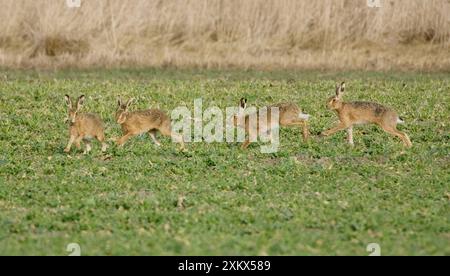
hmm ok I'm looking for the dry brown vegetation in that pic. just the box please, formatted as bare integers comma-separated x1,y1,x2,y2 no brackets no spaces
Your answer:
0,0,449,71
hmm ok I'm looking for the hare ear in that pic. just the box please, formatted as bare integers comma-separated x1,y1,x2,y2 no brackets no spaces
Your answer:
77,95,86,110
335,84,341,96
126,98,135,109
65,95,72,108
336,82,345,97
118,97,123,107
239,98,247,109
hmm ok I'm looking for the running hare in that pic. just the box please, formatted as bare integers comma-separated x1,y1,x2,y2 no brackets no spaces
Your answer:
321,82,412,147
233,98,310,149
115,98,185,150
64,95,107,154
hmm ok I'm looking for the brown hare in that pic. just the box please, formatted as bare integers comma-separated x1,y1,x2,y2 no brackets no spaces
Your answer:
115,98,185,150
233,98,310,149
64,95,107,154
322,82,412,147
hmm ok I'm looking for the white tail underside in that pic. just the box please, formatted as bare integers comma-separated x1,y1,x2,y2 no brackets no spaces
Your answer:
299,113,310,121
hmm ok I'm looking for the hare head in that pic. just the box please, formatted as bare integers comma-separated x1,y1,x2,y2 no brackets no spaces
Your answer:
116,98,134,124
326,82,345,110
65,95,85,124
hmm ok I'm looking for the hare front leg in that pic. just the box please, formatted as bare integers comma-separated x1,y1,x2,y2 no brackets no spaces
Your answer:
347,126,354,146
96,133,108,152
301,120,309,141
322,122,349,137
64,135,76,153
116,133,135,147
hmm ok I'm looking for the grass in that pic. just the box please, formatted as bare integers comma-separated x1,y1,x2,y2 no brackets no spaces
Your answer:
0,69,449,255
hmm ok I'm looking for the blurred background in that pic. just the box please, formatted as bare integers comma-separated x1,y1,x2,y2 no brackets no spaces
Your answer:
0,0,449,71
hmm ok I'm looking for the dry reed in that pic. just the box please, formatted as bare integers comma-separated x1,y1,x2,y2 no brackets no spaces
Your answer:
0,0,449,71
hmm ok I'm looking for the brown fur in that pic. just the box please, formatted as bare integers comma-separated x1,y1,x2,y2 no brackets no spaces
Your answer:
233,98,310,149
322,82,412,147
115,98,185,150
64,95,107,154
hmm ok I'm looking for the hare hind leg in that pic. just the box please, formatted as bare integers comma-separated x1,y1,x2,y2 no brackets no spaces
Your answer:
241,138,251,149
74,136,83,150
380,124,412,148
159,126,185,150
284,119,309,141
148,130,161,147
96,132,108,152
83,140,92,155
241,126,259,150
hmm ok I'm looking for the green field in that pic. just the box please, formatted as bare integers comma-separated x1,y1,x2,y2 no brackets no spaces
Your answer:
0,69,449,255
